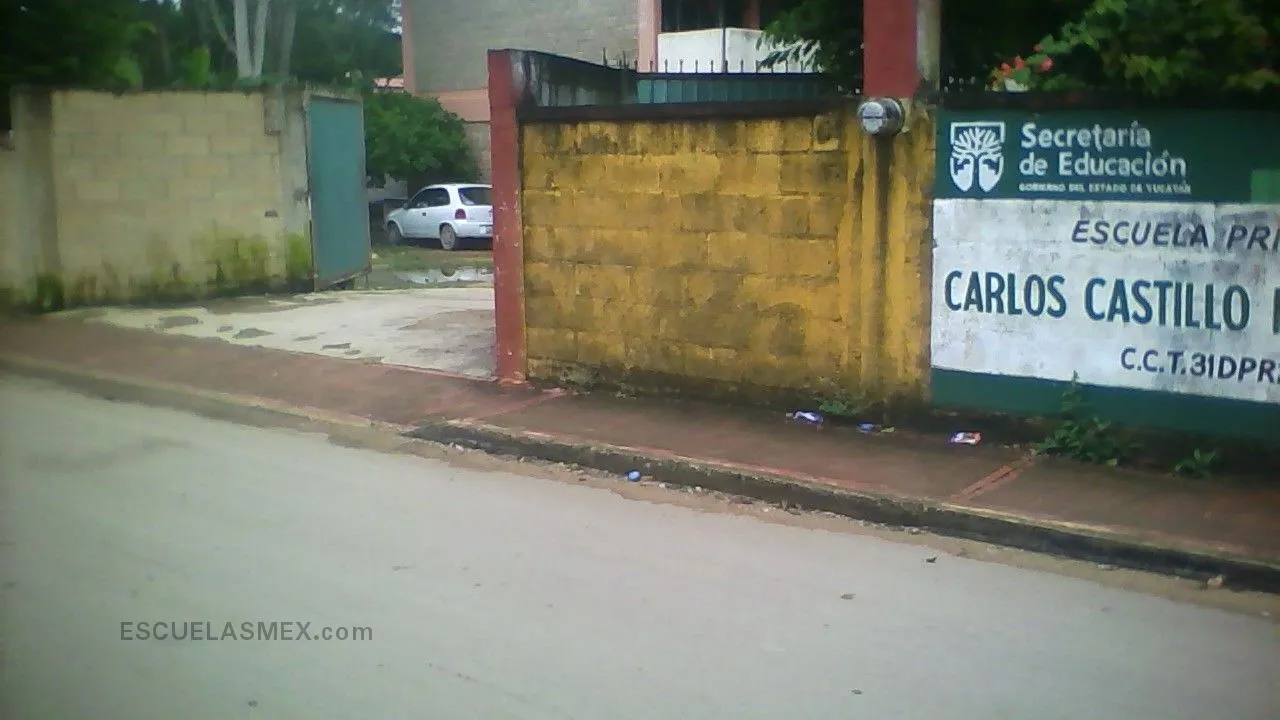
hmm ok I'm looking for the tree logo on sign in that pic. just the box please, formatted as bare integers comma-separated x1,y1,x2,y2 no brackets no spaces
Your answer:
949,122,1007,193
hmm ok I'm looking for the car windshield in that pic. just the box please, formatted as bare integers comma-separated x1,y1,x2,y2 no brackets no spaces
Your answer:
458,186,491,206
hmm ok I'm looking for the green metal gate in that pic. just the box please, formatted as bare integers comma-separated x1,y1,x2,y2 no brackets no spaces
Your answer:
305,94,371,287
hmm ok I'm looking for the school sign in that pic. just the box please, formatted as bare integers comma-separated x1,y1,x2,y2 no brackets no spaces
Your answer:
932,109,1280,439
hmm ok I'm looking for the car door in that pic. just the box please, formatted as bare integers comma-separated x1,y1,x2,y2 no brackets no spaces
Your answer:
400,189,432,237
421,188,452,239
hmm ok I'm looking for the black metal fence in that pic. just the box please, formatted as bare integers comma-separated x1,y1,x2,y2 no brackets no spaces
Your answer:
513,50,838,110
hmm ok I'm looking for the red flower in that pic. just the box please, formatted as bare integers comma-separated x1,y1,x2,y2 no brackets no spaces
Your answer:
1000,62,1012,73
1014,56,1026,69
1039,58,1054,72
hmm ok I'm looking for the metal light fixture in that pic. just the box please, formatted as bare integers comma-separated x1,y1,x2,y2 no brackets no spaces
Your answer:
856,98,906,136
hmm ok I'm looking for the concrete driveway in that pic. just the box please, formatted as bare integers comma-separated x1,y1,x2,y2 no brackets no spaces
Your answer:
71,288,496,378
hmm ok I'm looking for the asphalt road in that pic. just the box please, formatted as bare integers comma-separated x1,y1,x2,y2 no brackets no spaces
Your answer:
1,376,1277,720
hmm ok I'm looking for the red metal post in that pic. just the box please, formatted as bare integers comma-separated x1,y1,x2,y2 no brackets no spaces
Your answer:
863,0,938,97
487,50,527,385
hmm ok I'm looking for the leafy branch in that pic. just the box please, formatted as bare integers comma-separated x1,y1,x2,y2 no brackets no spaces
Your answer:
992,0,1279,95
362,90,477,188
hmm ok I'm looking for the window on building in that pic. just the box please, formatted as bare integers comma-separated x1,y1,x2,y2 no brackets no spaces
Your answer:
661,0,748,32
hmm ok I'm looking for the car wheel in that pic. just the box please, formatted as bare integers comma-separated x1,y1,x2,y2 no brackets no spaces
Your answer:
387,223,404,246
439,224,459,251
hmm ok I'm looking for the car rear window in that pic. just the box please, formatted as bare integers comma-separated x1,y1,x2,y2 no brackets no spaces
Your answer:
458,186,491,205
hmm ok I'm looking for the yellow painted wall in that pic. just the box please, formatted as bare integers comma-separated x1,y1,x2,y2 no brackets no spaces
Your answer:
0,89,313,308
519,107,935,408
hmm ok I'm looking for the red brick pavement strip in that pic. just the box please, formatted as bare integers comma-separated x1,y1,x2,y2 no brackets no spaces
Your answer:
3,317,1280,592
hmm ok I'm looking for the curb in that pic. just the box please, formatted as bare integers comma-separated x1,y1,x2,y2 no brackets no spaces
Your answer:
410,419,1280,595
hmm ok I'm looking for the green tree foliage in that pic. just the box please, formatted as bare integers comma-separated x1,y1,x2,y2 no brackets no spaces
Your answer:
290,0,402,84
130,0,228,88
362,91,477,189
1,0,147,127
758,0,860,90
2,0,402,95
762,0,1277,96
993,0,1279,96
940,1,1089,85
0,0,146,88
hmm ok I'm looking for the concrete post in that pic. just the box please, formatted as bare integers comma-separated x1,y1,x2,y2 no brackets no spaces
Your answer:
400,0,417,94
637,0,660,71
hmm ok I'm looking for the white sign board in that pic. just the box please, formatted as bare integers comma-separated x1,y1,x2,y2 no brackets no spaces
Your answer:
931,199,1280,404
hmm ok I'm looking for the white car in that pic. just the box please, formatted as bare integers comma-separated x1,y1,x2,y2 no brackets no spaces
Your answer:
385,183,493,251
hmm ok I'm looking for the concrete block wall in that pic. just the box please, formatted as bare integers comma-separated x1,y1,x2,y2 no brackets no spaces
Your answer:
0,144,23,298
0,90,58,307
517,110,935,406
464,122,493,181
0,88,312,308
0,144,30,303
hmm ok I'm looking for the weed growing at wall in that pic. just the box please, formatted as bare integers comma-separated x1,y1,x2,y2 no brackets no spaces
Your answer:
1036,375,1139,467
68,276,101,307
1173,448,1221,479
209,231,272,293
816,394,865,420
283,232,313,289
32,274,65,313
137,261,197,303
5,227,316,316
553,364,602,392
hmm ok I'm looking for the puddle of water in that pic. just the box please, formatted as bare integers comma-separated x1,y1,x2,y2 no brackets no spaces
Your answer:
156,315,201,330
398,267,493,285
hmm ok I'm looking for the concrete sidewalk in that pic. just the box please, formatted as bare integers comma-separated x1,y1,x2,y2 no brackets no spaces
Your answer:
2,315,1278,592
69,288,496,378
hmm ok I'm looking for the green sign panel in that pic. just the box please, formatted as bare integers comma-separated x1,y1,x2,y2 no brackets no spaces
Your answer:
935,109,1280,203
